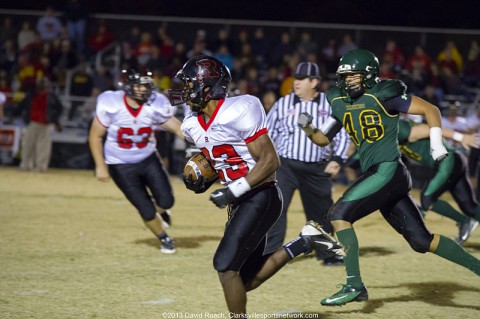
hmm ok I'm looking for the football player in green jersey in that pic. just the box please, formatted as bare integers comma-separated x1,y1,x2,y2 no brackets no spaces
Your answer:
398,118,480,244
297,49,480,306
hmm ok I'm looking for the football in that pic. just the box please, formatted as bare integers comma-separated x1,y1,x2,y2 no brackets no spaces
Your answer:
183,152,218,182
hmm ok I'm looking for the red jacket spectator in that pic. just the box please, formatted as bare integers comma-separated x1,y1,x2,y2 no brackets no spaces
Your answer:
405,45,431,73
88,21,113,54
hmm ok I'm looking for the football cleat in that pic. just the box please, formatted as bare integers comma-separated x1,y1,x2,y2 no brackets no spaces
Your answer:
320,284,368,306
323,255,344,266
300,221,345,257
160,236,176,254
455,217,479,244
160,210,172,228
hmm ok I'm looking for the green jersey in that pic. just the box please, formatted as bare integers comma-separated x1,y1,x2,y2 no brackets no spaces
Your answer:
398,119,453,169
327,79,408,173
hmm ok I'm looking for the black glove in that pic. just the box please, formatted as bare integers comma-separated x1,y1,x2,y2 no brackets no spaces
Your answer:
183,174,217,194
210,187,236,208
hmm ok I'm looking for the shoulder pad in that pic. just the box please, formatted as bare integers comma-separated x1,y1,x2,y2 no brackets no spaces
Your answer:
97,91,121,113
371,80,407,101
326,87,342,104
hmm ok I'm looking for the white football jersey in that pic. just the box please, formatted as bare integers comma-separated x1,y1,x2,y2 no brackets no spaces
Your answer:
181,95,268,184
96,90,174,164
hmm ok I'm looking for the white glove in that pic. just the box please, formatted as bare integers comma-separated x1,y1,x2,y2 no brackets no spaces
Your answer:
298,112,315,136
430,127,448,162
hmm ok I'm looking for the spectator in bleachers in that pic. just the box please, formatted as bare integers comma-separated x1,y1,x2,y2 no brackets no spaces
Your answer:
17,48,44,93
124,25,141,49
64,0,88,55
91,64,114,92
383,39,405,73
211,28,234,54
52,39,80,87
135,31,155,66
438,48,460,75
0,17,17,44
405,45,431,74
232,28,250,57
79,86,100,129
186,30,212,59
147,46,167,72
0,40,18,80
68,61,93,121
156,27,175,63
0,70,13,105
237,42,256,69
464,40,480,87
87,20,113,56
171,41,187,65
244,65,261,96
296,31,318,60
270,31,295,68
39,54,54,83
419,84,441,109
261,89,277,114
379,53,395,80
404,56,430,95
0,90,5,124
119,41,138,70
437,40,463,74
320,38,338,74
427,62,445,98
36,5,63,43
337,33,357,57
261,67,282,96
440,65,469,97
213,44,234,71
163,55,184,79
229,57,246,81
17,21,37,53
250,27,270,65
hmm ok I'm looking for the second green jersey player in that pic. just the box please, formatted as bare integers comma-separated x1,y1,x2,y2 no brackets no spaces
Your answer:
398,119,480,244
298,49,480,306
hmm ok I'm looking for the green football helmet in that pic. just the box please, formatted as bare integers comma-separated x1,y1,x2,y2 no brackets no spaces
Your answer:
336,49,380,98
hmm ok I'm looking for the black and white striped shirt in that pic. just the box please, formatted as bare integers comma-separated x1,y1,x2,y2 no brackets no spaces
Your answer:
266,92,350,163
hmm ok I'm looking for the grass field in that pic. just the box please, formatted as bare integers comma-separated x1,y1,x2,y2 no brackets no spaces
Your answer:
0,166,479,319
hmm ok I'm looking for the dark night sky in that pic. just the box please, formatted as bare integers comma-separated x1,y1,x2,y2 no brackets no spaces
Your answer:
2,0,480,29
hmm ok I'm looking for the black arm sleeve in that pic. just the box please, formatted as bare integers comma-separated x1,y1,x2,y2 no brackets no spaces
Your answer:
383,94,412,114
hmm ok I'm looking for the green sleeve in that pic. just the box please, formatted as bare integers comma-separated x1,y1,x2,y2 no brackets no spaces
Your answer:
398,119,413,144
373,80,407,102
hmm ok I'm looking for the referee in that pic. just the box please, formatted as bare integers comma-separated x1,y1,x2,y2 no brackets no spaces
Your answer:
265,62,350,265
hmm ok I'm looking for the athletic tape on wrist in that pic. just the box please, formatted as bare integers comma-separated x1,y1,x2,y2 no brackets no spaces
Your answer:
228,177,251,198
430,127,443,147
452,132,464,142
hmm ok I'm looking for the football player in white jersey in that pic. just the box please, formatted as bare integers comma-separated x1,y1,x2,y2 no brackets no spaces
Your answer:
169,55,345,315
89,67,183,254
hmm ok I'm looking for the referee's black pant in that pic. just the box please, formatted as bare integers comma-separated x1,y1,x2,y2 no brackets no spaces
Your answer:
264,157,334,254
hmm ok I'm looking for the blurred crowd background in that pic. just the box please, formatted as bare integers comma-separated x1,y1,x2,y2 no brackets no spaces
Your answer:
1,2,480,177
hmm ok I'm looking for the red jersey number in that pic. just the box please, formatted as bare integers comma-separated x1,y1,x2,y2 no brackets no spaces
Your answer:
117,127,152,149
201,145,249,182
